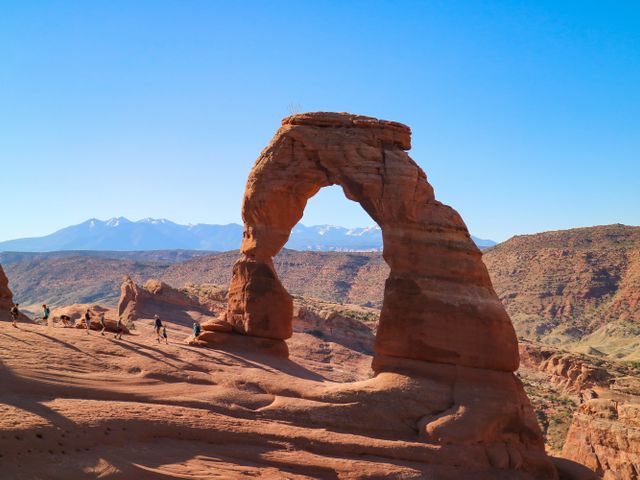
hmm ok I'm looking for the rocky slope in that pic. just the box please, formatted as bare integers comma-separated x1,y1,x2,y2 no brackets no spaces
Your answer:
563,397,640,479
1,250,388,309
483,224,640,360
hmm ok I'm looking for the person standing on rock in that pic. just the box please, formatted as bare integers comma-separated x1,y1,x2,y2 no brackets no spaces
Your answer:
42,304,50,326
162,325,168,344
193,322,201,338
10,303,20,328
154,315,163,343
114,318,124,340
84,309,92,334
99,313,107,336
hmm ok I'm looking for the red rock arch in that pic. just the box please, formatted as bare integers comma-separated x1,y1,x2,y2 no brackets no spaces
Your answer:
225,112,519,372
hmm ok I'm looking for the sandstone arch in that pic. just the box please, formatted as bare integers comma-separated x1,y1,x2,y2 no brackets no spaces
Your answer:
225,112,519,372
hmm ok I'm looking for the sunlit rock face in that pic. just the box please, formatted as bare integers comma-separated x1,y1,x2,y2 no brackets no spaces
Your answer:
200,112,580,479
226,111,518,372
0,264,16,321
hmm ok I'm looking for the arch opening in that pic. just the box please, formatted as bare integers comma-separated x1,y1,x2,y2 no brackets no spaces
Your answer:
222,112,520,373
273,184,385,370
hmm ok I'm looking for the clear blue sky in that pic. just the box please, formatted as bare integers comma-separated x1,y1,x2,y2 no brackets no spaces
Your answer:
1,1,638,242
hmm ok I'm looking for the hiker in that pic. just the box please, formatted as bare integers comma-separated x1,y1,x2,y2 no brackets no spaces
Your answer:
114,318,124,340
99,313,107,336
10,303,19,328
60,314,72,327
84,309,92,334
193,321,201,338
42,304,50,325
162,325,168,344
154,315,163,343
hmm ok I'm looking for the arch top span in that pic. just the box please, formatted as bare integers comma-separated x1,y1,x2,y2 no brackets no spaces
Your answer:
225,112,519,372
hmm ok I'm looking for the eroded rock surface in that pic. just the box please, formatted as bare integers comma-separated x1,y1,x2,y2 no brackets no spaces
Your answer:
201,112,570,478
0,264,14,321
519,343,613,393
0,264,28,323
225,111,518,372
118,276,224,326
563,398,640,479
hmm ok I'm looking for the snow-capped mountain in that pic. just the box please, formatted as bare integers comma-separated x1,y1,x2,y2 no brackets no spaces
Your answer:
0,218,495,252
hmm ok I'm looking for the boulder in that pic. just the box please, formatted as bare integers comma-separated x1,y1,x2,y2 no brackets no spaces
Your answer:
201,316,233,333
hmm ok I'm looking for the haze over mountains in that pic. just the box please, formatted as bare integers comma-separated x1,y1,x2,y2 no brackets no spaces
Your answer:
0,217,496,252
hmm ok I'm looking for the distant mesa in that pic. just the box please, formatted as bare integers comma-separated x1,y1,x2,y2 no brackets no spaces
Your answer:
0,218,495,253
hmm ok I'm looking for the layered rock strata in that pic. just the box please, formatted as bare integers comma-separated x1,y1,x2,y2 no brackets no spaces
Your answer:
563,398,640,479
0,264,14,321
223,112,518,372
196,112,572,478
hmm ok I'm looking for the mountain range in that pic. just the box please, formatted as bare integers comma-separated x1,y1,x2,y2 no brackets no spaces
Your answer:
2,223,638,360
0,217,496,252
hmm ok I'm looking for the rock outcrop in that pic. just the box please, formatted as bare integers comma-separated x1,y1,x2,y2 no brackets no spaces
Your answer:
0,264,14,321
118,276,225,327
0,264,28,323
293,298,377,354
199,112,572,478
223,111,518,371
519,343,613,393
563,398,640,479
49,304,130,334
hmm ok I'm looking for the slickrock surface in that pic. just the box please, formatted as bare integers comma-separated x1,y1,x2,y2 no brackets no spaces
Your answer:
0,320,569,480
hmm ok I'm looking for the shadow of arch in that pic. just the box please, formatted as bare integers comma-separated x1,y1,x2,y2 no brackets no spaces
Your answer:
223,112,519,372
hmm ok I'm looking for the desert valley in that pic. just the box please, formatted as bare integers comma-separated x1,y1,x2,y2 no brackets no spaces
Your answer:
5,1,640,478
